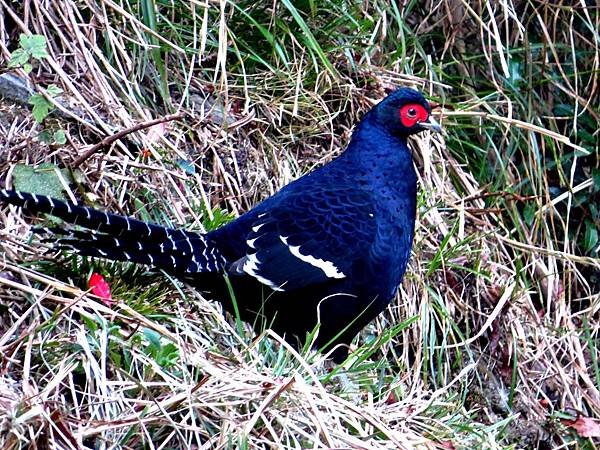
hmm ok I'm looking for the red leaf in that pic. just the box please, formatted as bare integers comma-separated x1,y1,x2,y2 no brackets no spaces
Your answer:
88,273,113,307
385,391,397,405
562,415,600,438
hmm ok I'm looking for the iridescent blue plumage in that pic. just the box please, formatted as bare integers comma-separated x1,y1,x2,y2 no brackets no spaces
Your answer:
0,87,441,361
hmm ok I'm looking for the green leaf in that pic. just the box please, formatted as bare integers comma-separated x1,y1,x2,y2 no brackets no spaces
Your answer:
46,84,63,97
8,48,28,67
584,222,599,254
577,129,595,147
523,203,536,226
201,204,236,231
81,315,98,334
12,163,74,200
592,169,600,194
53,129,67,145
38,130,53,144
508,59,523,85
143,328,162,349
156,343,179,368
19,34,48,60
29,93,53,123
553,103,573,117
8,34,48,72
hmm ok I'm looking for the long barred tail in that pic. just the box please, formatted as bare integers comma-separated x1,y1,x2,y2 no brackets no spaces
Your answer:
0,189,226,274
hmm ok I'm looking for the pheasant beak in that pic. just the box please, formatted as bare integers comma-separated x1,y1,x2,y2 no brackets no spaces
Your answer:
419,116,442,133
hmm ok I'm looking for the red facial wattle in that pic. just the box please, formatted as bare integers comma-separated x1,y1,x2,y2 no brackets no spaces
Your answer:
399,104,429,128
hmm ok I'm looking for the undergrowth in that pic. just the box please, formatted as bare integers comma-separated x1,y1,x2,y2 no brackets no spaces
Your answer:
0,1,598,449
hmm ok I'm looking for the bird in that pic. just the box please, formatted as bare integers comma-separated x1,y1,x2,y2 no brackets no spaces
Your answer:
0,87,441,362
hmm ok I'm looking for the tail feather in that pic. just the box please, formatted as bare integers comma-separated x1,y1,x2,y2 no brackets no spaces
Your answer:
1,189,226,273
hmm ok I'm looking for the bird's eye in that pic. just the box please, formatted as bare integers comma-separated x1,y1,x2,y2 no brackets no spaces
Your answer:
399,103,428,128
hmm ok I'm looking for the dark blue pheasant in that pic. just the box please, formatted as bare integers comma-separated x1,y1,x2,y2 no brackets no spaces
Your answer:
0,88,441,361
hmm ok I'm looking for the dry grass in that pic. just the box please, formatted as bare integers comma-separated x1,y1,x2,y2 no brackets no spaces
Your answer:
0,0,598,449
